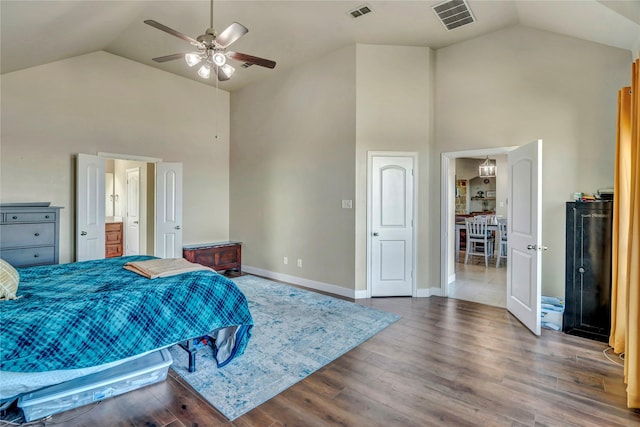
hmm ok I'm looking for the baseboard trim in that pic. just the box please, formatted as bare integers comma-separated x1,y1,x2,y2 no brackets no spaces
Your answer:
241,266,439,300
429,287,443,297
242,266,357,299
354,290,368,300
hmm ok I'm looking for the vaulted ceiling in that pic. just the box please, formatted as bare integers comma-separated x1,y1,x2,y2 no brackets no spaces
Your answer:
1,1,638,92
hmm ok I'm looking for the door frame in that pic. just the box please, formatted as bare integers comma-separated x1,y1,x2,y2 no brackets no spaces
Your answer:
367,151,418,298
440,146,516,296
125,166,141,256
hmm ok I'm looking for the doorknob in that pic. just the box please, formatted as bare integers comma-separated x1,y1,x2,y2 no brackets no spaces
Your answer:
373,232,379,236
80,231,87,236
175,226,181,230
527,244,537,250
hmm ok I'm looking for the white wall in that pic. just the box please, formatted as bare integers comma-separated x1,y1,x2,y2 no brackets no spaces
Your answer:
0,51,231,263
230,43,431,296
433,26,631,297
230,45,357,291
355,44,432,293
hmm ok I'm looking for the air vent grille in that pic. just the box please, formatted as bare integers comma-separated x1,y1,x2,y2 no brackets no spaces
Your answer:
432,0,475,31
348,4,373,19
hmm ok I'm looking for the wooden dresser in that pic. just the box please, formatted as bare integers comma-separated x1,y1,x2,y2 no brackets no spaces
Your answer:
0,204,62,267
183,241,242,274
105,222,123,258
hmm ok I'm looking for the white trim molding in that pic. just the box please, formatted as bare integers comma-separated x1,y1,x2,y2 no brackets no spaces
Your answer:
242,265,359,300
98,152,163,163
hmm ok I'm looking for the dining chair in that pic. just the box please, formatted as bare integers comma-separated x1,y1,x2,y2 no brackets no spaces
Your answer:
464,217,494,267
496,219,508,268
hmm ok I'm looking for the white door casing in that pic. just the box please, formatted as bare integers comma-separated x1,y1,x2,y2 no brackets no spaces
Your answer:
155,162,183,258
507,140,543,335
125,167,140,256
369,154,415,297
76,154,106,261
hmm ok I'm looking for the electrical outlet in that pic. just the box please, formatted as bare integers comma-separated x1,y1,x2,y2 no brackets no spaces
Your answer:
297,258,302,268
284,256,288,265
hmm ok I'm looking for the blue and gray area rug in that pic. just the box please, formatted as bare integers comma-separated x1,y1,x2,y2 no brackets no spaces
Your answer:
168,275,400,420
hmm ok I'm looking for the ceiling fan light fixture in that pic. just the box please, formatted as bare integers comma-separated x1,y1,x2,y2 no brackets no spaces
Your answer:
185,52,202,67
212,52,227,66
198,63,211,79
145,0,276,82
221,63,235,77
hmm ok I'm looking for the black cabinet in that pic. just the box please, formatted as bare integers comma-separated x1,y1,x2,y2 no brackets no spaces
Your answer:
563,201,613,342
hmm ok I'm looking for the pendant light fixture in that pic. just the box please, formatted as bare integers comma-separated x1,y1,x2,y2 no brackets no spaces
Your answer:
479,156,496,177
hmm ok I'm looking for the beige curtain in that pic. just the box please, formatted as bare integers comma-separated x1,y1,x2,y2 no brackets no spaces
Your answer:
611,58,640,409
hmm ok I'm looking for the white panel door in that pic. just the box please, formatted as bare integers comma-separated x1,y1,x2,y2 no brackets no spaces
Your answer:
76,154,106,261
125,167,140,256
370,156,414,296
507,140,543,335
155,162,183,258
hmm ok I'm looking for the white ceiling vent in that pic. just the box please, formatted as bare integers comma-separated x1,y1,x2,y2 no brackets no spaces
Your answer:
432,0,475,31
348,4,373,19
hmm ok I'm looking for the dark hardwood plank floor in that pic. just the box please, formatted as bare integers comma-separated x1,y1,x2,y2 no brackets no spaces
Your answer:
34,295,640,426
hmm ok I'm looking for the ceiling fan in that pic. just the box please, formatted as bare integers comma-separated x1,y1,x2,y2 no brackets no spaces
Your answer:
144,0,276,81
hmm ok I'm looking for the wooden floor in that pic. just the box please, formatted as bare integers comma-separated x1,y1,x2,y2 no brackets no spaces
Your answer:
36,295,640,426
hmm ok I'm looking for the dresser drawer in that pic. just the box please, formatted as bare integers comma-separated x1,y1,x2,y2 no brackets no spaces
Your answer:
0,246,55,267
0,223,55,248
4,212,56,223
106,244,123,258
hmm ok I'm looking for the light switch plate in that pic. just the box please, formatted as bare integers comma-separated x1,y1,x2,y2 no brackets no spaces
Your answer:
341,200,353,209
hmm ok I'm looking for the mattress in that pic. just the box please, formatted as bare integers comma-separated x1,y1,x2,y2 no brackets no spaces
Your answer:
0,348,158,400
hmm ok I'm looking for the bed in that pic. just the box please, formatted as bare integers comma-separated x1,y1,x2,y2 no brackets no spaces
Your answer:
0,255,254,400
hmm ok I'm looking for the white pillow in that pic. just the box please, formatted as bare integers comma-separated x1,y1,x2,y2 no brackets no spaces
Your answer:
0,258,20,300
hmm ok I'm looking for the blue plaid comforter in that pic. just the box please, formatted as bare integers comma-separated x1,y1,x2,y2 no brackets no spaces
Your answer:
0,256,253,372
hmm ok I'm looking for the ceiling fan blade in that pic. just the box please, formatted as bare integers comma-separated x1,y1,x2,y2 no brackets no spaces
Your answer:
152,53,186,63
213,66,232,81
227,51,276,69
215,22,248,48
144,20,202,47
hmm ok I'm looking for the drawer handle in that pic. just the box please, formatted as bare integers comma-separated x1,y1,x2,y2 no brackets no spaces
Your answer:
12,216,17,220
33,254,39,258
34,232,40,237
45,215,50,219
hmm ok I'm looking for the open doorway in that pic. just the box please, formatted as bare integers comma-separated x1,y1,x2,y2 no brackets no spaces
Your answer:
78,152,183,261
105,158,155,257
440,147,515,308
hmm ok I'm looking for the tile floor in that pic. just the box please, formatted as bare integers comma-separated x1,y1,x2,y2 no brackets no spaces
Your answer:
449,255,507,308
